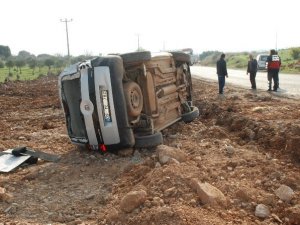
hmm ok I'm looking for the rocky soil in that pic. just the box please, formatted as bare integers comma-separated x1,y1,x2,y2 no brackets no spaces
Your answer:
0,75,299,225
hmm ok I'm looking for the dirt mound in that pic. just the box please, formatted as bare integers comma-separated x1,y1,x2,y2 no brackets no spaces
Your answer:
0,76,299,224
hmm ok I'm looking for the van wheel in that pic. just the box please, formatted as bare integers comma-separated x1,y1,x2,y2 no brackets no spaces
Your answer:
123,81,143,117
169,51,191,64
121,51,151,65
182,106,199,123
135,132,163,148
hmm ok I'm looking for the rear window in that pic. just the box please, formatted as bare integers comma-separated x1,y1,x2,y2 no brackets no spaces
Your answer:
260,55,268,61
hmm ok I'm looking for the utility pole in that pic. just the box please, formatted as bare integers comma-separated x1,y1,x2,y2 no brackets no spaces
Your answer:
60,18,73,58
275,32,278,51
135,33,140,51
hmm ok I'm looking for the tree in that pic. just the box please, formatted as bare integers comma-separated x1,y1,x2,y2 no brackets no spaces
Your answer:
27,57,37,75
54,58,65,74
0,60,4,68
37,60,44,73
291,48,300,60
5,59,14,74
18,50,32,60
15,59,26,74
44,58,55,74
0,45,11,58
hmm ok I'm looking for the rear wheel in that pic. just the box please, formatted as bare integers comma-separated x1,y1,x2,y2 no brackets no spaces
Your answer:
169,51,191,64
135,132,163,148
121,51,151,65
182,106,199,123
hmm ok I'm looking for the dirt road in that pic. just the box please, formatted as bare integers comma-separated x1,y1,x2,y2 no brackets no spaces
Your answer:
0,75,299,225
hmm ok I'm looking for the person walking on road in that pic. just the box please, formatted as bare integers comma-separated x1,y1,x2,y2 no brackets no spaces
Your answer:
216,53,228,94
247,54,258,90
267,49,281,92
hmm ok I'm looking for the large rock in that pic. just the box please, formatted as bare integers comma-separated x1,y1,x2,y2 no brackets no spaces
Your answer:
156,145,188,165
274,184,294,203
119,190,147,213
190,179,226,206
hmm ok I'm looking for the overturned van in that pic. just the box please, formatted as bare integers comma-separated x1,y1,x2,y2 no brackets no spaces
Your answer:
58,51,199,151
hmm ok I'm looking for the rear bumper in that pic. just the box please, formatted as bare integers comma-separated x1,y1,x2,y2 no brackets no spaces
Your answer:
59,56,135,150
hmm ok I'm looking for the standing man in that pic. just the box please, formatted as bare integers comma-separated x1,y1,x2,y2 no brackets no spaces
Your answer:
216,53,228,94
247,54,258,89
266,49,281,92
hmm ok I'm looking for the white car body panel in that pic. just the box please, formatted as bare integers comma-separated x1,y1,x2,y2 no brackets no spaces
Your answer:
94,66,120,145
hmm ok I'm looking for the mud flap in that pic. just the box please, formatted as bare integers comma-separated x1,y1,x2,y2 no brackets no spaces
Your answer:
11,146,60,162
0,147,60,172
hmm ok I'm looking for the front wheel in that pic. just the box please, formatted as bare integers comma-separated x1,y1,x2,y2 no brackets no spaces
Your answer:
182,106,199,123
135,132,163,148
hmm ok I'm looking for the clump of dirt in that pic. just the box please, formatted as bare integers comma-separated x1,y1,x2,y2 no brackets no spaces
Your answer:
0,75,299,225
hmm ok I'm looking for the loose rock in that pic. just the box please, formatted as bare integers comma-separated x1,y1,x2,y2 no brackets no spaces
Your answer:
156,145,188,164
120,190,147,213
274,185,294,203
190,179,227,206
255,204,270,219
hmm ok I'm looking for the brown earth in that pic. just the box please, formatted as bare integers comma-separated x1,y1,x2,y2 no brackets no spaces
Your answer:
0,75,300,225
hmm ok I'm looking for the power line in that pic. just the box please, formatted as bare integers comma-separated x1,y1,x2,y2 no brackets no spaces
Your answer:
60,18,73,58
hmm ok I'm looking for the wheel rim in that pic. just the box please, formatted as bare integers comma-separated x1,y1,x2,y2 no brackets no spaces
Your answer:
130,89,141,109
123,81,143,117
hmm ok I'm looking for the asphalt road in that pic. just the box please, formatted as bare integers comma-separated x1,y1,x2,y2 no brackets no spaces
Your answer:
191,66,300,98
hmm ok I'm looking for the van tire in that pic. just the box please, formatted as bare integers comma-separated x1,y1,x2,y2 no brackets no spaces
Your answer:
123,81,143,117
182,106,199,123
135,132,163,148
170,51,191,64
121,51,151,65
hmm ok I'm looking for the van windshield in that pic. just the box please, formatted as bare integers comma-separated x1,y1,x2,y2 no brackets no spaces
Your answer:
260,55,268,61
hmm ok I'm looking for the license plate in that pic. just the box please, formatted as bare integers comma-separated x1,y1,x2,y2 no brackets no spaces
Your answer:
101,90,112,123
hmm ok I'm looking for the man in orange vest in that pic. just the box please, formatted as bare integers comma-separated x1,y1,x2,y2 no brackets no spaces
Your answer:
266,49,281,92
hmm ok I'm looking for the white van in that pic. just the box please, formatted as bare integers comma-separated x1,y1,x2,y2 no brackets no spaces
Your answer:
256,54,269,70
58,51,199,151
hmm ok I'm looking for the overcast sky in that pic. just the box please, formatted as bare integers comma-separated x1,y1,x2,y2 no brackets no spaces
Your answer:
1,0,299,56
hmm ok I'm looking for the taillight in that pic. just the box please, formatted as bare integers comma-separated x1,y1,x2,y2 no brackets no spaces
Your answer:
100,144,107,152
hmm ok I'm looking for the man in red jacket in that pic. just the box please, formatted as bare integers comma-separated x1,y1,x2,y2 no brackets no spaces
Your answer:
266,49,281,92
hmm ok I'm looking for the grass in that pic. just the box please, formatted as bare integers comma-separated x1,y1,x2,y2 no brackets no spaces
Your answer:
0,66,62,83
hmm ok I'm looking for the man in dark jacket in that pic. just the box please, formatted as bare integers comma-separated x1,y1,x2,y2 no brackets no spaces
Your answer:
267,49,281,91
216,53,228,94
247,54,258,89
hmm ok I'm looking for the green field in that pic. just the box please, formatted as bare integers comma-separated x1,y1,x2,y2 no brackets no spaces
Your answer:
0,66,61,83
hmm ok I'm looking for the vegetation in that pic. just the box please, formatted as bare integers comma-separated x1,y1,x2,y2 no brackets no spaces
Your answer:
0,45,11,59
199,47,300,73
1,45,300,83
0,47,95,82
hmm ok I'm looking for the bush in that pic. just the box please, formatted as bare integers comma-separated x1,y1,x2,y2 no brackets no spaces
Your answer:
291,48,300,60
